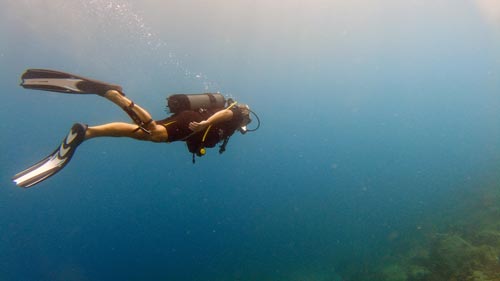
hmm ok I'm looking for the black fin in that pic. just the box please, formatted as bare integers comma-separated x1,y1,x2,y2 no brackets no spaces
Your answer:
20,69,122,95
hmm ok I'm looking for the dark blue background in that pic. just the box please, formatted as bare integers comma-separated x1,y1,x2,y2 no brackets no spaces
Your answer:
1,1,500,280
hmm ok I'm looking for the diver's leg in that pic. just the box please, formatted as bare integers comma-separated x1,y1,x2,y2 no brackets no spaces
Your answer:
91,90,169,141
85,122,168,142
102,90,158,132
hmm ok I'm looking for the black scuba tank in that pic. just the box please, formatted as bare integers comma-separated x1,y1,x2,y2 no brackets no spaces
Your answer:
167,93,226,114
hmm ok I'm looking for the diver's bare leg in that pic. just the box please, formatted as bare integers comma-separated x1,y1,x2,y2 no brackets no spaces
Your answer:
84,90,169,142
85,122,167,142
102,90,157,130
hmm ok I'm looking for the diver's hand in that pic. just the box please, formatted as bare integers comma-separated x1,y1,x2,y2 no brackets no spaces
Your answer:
189,120,210,132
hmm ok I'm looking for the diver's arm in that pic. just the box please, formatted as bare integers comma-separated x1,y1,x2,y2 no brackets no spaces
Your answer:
189,109,234,132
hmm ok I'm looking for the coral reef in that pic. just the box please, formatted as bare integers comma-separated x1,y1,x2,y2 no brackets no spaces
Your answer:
347,184,500,281
371,232,500,281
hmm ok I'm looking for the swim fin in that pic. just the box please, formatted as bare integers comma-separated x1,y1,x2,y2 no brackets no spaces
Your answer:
20,69,123,95
13,123,87,188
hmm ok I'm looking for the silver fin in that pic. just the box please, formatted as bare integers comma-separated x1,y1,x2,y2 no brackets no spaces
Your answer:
13,123,87,188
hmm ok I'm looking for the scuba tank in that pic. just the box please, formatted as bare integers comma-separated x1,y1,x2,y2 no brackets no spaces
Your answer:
167,93,226,114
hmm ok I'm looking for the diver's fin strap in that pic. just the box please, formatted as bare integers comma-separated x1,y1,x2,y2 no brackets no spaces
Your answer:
123,102,152,134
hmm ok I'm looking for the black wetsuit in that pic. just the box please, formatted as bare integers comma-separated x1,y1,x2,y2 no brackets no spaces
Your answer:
156,106,244,155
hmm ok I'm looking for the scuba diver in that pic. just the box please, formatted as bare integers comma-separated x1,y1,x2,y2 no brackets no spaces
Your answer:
13,69,259,188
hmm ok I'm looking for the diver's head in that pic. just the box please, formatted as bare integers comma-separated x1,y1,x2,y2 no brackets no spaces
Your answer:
237,103,252,134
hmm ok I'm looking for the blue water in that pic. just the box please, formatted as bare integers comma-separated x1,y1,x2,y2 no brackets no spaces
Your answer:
1,1,500,280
